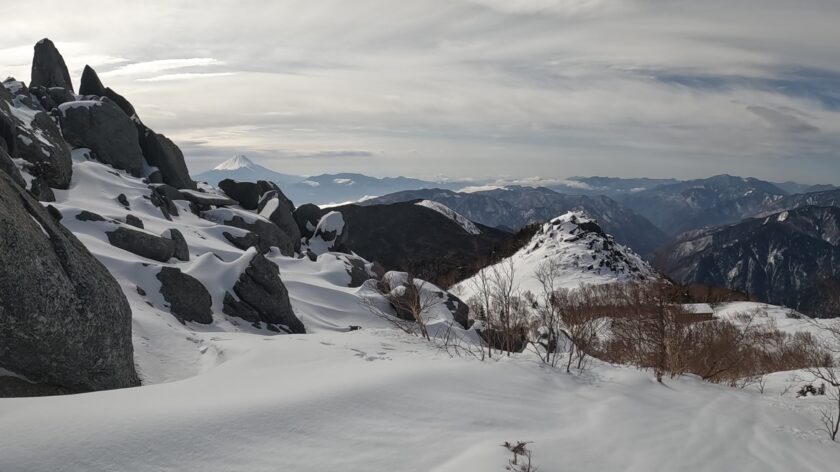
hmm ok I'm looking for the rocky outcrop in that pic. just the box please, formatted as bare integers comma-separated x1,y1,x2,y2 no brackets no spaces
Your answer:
125,214,144,229
106,226,179,262
258,191,301,252
304,211,348,257
219,179,272,210
30,39,74,92
59,99,146,176
293,203,321,239
0,146,25,188
78,65,138,119
0,171,138,395
138,127,195,190
1,84,73,189
223,253,305,333
29,178,55,202
204,208,295,256
340,254,376,287
79,65,106,96
162,228,189,261
157,267,212,324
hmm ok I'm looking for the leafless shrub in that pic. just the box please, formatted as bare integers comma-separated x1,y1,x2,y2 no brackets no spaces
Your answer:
502,441,537,472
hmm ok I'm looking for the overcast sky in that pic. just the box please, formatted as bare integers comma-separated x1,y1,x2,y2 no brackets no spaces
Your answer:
2,0,840,183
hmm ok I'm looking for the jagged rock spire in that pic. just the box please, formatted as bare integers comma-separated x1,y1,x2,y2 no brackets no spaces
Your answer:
79,65,106,96
30,38,74,92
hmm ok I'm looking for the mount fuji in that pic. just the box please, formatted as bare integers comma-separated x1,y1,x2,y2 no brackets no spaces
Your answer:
192,155,303,188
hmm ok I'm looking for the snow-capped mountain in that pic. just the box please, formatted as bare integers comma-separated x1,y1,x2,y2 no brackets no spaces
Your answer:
663,205,840,317
456,211,655,298
193,155,303,187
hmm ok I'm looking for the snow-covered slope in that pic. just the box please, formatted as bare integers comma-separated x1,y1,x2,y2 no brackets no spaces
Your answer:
3,328,840,472
457,211,655,298
415,199,480,235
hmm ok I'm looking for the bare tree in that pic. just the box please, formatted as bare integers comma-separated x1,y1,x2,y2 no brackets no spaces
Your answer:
361,274,445,341
468,265,496,359
804,317,840,441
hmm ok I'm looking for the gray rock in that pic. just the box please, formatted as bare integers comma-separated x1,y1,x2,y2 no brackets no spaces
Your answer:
293,203,321,239
218,179,283,210
117,193,130,208
125,214,144,229
222,253,305,333
79,65,106,96
340,254,376,287
162,228,189,261
58,98,145,177
444,292,470,330
178,189,236,208
78,65,138,119
138,126,195,190
75,210,106,222
258,192,302,252
29,178,55,202
156,267,212,324
204,209,295,256
0,147,25,188
1,86,73,189
0,171,138,395
30,39,74,92
106,226,175,262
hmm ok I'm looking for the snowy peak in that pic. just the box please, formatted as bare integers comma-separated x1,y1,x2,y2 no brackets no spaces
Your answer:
459,211,655,296
214,155,257,171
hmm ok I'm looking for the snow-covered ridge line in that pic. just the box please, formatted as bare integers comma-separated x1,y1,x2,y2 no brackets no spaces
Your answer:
415,199,481,235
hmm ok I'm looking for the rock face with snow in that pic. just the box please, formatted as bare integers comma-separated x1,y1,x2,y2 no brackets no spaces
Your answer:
304,211,348,257
458,211,656,297
1,82,73,189
663,205,840,317
59,99,146,177
218,179,279,210
203,208,295,256
293,203,322,239
223,253,305,333
0,171,138,395
30,39,74,92
258,190,301,253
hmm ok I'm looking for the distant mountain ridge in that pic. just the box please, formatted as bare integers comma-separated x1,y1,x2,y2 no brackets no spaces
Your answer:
363,186,668,255
662,205,840,317
616,174,789,237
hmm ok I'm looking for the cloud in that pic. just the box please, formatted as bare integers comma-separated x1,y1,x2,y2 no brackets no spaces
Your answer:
138,72,237,82
1,0,840,183
746,106,820,133
100,58,224,78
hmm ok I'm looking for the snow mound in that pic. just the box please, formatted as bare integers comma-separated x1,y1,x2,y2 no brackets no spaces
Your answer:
415,200,481,235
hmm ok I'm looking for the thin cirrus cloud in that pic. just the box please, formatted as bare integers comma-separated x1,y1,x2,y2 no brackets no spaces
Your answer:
1,0,840,183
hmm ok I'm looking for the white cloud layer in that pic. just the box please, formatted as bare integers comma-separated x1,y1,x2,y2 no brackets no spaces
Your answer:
2,0,840,183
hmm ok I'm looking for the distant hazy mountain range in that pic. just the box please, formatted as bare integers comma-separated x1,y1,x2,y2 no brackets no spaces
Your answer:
193,155,471,205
